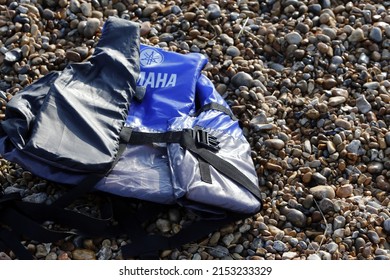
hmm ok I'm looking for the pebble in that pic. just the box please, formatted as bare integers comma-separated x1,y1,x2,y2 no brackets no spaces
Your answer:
335,118,351,130
356,95,372,114
72,249,96,260
336,184,353,198
282,251,297,260
226,46,240,57
264,139,285,150
231,72,253,88
367,230,380,244
369,27,383,43
4,49,22,63
284,208,307,227
156,218,171,233
273,240,288,252
285,32,302,45
207,4,221,20
312,172,327,185
384,219,390,233
84,18,100,38
310,185,336,200
367,162,383,174
208,245,230,258
307,254,321,260
328,96,346,106
348,28,365,42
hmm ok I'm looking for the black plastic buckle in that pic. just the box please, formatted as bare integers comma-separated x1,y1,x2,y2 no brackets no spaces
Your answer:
193,129,220,152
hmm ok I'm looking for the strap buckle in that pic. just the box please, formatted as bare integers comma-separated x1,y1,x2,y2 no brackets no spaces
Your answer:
186,129,220,152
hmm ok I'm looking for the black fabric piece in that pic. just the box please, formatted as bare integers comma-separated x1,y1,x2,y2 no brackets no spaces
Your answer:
121,213,245,258
0,17,140,174
51,173,104,208
194,102,238,121
198,157,212,184
0,207,72,242
181,132,262,201
13,201,119,237
109,126,133,173
111,199,166,259
0,229,34,260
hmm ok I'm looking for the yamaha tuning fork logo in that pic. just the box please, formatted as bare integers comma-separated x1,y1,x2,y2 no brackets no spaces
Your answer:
140,48,164,67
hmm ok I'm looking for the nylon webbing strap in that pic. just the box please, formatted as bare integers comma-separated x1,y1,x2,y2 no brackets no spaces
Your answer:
121,214,244,258
128,131,183,145
198,157,212,184
181,132,262,200
14,201,119,237
194,102,238,121
0,229,34,260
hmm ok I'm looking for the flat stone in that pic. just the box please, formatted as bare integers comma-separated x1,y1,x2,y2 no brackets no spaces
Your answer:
328,96,346,106
66,50,81,62
346,139,362,154
4,49,22,63
384,219,390,233
273,240,288,252
385,132,390,146
319,198,335,213
264,139,285,150
231,72,253,88
312,172,327,184
72,249,96,260
307,254,321,260
156,218,171,233
367,162,384,174
335,118,351,130
69,0,81,13
208,245,230,258
323,78,337,89
369,27,383,43
285,32,302,45
356,95,372,114
348,28,365,43
226,46,240,57
284,208,307,227
84,18,100,38
282,251,298,260
363,82,380,90
266,162,283,173
209,232,220,246
336,184,353,198
333,215,346,230
207,3,222,20
310,185,335,200
367,230,380,244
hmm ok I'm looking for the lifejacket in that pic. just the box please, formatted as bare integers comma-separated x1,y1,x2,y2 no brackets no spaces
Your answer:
0,17,262,259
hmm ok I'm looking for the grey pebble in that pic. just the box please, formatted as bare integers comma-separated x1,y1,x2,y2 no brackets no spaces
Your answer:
384,219,390,233
207,4,221,20
369,27,383,43
231,72,253,88
273,240,288,252
208,245,230,258
356,95,372,114
226,46,240,57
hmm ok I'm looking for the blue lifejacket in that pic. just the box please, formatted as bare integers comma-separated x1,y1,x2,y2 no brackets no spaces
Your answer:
0,17,262,259
94,44,261,214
